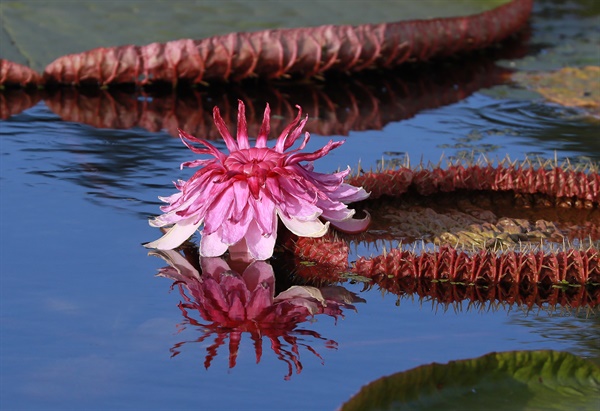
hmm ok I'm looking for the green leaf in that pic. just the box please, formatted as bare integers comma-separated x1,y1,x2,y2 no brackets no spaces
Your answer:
340,350,600,411
512,67,600,120
1,0,510,72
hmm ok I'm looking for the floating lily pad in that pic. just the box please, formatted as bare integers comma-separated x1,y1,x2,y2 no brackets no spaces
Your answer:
513,67,600,119
1,0,509,72
340,350,600,411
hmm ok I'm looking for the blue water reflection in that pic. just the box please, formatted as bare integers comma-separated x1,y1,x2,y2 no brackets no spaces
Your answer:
2,89,597,410
152,249,364,380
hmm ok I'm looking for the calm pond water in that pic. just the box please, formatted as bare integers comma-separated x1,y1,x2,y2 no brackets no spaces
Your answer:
1,1,599,410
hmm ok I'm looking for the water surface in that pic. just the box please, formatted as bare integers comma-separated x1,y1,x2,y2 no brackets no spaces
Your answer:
1,1,599,410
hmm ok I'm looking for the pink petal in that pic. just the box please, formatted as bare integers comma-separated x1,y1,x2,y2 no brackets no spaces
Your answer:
201,277,232,313
284,139,344,165
274,106,307,153
213,106,239,152
144,217,202,250
235,100,251,150
247,176,261,199
243,261,275,293
200,256,233,279
180,158,216,169
285,131,310,154
298,167,348,190
265,177,285,204
282,115,309,152
250,196,276,236
244,220,277,260
330,183,370,203
173,172,226,218
232,180,250,217
203,189,235,234
277,211,329,237
221,207,252,245
179,129,227,163
278,174,318,204
246,282,274,319
159,189,183,204
280,196,322,221
227,296,247,322
255,104,271,148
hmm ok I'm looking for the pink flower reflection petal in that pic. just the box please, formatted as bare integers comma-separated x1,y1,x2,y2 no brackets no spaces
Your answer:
152,250,364,379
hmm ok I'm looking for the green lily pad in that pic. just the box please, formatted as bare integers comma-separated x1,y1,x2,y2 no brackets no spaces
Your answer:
340,350,600,411
513,67,600,119
1,0,509,72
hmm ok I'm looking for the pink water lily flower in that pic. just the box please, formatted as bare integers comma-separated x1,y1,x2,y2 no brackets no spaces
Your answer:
145,100,370,260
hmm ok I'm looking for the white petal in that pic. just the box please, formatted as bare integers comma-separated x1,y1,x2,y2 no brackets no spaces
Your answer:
329,211,371,234
149,249,201,280
275,285,325,303
199,229,230,257
320,286,366,304
275,286,327,315
245,220,277,260
149,213,177,228
277,210,329,237
319,203,355,221
144,218,201,250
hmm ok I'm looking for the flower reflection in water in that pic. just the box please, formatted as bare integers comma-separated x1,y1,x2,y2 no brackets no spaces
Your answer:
151,249,364,379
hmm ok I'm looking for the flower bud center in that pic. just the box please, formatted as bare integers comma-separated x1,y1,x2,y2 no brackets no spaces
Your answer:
226,148,281,180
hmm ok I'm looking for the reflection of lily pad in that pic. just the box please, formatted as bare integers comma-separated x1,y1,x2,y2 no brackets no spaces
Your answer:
514,67,600,118
340,350,600,411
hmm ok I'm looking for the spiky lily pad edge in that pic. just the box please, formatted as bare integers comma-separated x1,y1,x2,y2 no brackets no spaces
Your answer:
289,158,600,289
